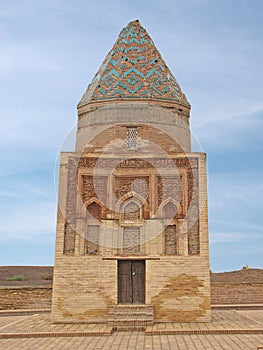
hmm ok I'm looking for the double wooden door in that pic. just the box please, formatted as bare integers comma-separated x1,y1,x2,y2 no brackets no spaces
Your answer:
118,260,145,304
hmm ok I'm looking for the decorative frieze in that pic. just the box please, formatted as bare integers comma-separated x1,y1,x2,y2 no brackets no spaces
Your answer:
77,157,198,170
114,176,149,200
157,176,181,206
82,175,107,205
63,158,78,254
63,155,200,255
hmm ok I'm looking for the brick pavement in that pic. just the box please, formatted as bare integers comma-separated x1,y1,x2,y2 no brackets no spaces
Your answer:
0,333,263,350
0,310,262,349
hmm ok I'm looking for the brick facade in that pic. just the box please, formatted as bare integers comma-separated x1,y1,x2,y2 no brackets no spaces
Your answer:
51,20,211,325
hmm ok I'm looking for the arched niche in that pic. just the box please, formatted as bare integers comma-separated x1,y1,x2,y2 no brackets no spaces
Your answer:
123,200,141,220
86,201,102,221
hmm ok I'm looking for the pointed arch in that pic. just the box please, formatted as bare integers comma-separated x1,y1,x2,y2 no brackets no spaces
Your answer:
116,191,148,220
84,198,102,255
87,202,101,220
158,197,180,220
116,192,149,220
82,197,104,221
123,201,140,220
116,191,146,210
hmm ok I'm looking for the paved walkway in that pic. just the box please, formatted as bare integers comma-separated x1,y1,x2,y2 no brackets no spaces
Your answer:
0,310,262,349
0,333,263,350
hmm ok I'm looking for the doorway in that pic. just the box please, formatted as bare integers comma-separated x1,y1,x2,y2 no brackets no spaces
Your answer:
118,260,145,304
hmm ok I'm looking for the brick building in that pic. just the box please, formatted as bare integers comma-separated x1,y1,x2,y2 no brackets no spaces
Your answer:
51,20,211,328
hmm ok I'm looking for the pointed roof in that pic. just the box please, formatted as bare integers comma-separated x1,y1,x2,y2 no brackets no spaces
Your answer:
79,20,190,108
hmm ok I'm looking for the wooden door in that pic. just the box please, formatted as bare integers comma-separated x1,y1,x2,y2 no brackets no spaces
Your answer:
132,260,145,303
118,260,145,304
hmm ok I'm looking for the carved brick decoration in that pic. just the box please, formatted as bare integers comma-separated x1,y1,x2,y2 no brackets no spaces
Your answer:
64,222,75,254
77,157,197,170
82,175,107,205
124,202,140,220
66,159,78,224
114,176,149,200
64,158,77,254
188,220,200,255
78,157,97,168
165,225,177,255
157,176,181,206
187,160,198,208
187,171,194,208
187,164,200,254
85,225,100,255
123,227,140,254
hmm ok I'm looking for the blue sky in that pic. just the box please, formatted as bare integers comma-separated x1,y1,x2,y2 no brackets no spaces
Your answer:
0,0,262,271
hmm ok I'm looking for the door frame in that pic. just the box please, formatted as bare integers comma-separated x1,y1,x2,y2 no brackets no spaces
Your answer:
117,259,146,304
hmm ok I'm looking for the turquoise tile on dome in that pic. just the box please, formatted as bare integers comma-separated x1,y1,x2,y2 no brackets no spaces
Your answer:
79,20,190,107
127,75,139,86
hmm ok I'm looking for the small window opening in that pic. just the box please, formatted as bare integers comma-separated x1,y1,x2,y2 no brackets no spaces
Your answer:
126,127,138,150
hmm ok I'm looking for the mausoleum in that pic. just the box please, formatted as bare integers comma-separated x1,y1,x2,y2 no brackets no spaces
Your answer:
51,20,211,329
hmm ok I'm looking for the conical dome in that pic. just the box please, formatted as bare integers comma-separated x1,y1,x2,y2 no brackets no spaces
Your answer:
78,20,190,108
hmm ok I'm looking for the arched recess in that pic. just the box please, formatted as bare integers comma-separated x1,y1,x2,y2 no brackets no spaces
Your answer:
163,202,177,219
85,199,102,255
158,197,180,220
158,198,180,255
87,202,101,220
116,192,148,220
83,197,104,221
123,201,140,220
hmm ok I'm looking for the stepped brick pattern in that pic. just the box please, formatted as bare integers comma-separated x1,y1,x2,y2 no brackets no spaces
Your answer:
108,305,154,331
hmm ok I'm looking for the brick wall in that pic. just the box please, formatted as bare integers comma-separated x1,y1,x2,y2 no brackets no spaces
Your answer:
75,103,191,153
1,282,263,311
211,284,263,304
0,288,52,310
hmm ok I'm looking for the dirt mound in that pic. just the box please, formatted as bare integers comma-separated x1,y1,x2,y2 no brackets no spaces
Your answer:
211,268,263,284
